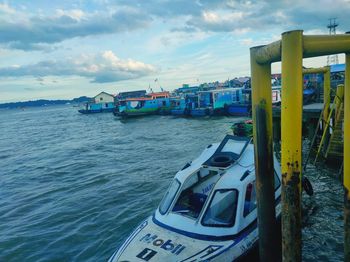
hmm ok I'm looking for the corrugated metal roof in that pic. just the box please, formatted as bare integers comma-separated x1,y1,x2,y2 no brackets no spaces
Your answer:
331,63,345,73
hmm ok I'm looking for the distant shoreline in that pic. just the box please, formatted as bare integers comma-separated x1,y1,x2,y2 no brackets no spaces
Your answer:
0,96,91,109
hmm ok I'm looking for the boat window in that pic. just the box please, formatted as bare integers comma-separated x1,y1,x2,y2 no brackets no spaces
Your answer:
159,179,181,215
274,171,281,190
202,189,238,227
221,139,247,155
172,171,219,219
243,182,257,217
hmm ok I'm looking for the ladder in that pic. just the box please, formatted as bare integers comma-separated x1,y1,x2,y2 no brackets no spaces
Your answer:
325,103,344,159
313,94,343,164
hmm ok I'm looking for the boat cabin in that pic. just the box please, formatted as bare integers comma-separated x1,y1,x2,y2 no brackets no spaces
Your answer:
118,95,170,116
147,91,170,99
154,135,281,238
198,88,243,110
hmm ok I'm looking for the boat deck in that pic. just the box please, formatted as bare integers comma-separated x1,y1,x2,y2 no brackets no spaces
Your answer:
273,102,323,118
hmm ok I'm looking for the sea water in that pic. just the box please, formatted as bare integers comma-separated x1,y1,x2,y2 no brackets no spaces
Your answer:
0,105,344,261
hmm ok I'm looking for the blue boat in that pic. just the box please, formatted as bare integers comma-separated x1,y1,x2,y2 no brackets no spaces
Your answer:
227,89,252,116
191,88,243,117
116,92,171,118
78,92,115,114
170,95,198,117
190,107,213,117
170,98,189,116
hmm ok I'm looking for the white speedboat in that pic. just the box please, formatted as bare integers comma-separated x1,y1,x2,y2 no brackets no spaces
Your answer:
109,135,282,262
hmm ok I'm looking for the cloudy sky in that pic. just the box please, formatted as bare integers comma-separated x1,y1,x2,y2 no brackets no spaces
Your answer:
0,0,349,102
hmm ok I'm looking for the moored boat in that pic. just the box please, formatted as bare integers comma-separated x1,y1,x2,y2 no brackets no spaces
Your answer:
116,92,170,118
109,135,282,262
170,95,198,117
170,97,190,116
192,88,244,117
227,89,252,116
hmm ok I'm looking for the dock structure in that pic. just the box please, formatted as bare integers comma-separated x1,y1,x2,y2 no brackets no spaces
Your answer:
250,30,350,261
272,103,324,143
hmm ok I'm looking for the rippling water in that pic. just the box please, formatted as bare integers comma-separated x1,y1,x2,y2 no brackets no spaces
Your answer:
0,105,344,261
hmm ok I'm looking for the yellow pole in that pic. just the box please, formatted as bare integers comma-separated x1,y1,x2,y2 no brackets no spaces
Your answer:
344,53,350,261
281,30,303,262
303,35,350,57
302,68,328,74
336,84,344,101
323,67,331,121
251,46,279,261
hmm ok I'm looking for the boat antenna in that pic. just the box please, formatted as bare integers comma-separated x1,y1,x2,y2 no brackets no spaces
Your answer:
155,78,163,91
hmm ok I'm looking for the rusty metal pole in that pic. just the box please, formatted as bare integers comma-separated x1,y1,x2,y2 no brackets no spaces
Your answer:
281,30,303,262
344,53,350,261
251,46,279,262
323,67,331,121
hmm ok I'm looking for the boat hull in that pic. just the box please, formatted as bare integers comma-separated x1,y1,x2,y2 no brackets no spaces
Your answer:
190,108,212,117
109,215,264,262
116,108,159,118
171,108,191,116
227,104,251,116
78,108,114,114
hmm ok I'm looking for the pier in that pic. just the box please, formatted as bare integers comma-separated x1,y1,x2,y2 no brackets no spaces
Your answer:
250,30,350,261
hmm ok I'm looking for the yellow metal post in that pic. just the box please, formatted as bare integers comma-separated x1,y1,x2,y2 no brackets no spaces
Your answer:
281,30,303,262
323,67,331,121
251,47,279,261
344,53,350,261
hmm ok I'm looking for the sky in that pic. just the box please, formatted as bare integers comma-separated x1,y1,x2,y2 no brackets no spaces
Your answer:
0,0,349,102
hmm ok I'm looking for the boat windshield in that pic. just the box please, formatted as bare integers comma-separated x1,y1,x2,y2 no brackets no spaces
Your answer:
172,170,219,219
221,139,247,155
202,189,238,227
159,179,180,215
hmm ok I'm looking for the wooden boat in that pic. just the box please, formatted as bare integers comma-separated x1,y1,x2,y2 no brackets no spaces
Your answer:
116,92,170,118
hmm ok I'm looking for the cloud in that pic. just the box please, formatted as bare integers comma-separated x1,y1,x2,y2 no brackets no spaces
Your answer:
172,0,350,33
0,3,16,14
1,0,349,52
0,51,156,83
0,6,152,51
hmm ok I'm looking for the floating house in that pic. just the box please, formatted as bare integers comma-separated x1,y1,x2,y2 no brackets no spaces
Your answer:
116,92,171,117
170,97,189,116
227,89,252,116
175,84,200,95
170,94,200,116
78,92,115,114
191,88,243,117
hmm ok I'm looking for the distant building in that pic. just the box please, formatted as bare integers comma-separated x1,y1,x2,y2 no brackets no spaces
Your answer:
175,85,200,95
93,92,115,104
78,91,115,114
